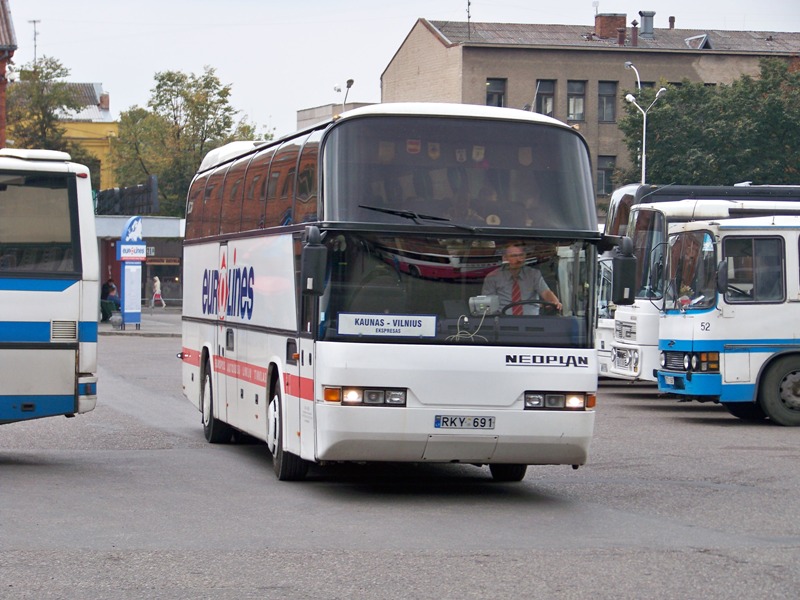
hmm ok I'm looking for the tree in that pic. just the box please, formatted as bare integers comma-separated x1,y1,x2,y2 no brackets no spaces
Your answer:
6,56,101,185
111,66,268,216
618,58,800,186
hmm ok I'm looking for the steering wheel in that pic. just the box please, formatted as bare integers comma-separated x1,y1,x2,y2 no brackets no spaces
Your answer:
501,299,560,316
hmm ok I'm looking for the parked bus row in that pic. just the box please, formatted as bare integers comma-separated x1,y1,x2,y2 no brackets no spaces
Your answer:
602,184,800,383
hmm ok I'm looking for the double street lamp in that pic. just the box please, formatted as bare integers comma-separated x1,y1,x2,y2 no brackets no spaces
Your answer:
625,84,666,185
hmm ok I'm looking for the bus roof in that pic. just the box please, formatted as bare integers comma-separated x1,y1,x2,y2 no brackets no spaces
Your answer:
635,198,800,220
0,148,72,162
197,102,574,174
673,214,800,233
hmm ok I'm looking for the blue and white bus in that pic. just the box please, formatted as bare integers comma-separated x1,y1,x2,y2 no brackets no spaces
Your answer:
0,149,99,424
657,215,800,425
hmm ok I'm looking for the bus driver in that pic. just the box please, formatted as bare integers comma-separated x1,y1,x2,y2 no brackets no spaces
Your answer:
482,243,562,315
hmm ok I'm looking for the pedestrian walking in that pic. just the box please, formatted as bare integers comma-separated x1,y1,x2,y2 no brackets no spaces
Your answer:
150,276,166,308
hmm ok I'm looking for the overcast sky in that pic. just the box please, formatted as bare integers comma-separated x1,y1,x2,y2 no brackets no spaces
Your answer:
10,0,800,138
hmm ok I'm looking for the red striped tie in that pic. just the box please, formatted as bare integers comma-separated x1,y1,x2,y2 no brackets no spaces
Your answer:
512,278,522,315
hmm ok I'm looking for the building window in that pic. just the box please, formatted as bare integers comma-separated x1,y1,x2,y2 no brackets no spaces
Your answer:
486,78,506,107
534,80,555,117
598,81,617,122
567,81,585,121
597,156,616,195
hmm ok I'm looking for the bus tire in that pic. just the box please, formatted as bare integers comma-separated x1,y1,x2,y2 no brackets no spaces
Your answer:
268,387,309,481
489,463,527,482
202,359,232,443
722,402,767,422
760,356,800,426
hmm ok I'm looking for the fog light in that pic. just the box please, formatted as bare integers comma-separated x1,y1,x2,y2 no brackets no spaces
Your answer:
385,390,407,406
525,393,545,408
364,389,385,404
545,394,566,408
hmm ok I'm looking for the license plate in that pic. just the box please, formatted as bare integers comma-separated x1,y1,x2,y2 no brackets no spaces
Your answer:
434,415,495,429
664,375,675,385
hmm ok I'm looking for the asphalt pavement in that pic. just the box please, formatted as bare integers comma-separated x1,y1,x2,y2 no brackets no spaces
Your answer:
98,306,182,337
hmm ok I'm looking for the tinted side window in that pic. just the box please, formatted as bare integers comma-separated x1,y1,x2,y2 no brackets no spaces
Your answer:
219,155,250,235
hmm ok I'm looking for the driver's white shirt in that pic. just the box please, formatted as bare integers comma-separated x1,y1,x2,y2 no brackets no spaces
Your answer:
481,265,551,315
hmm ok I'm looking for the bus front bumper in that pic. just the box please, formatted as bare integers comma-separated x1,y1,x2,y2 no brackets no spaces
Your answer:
314,405,594,466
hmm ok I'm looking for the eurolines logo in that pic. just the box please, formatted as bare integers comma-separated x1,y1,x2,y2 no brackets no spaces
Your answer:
201,250,255,320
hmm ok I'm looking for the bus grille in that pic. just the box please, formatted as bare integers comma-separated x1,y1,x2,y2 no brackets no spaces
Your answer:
663,351,686,371
51,320,78,341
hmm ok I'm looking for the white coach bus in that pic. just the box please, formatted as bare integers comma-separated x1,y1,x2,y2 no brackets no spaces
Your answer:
0,149,99,424
180,103,634,481
657,215,800,426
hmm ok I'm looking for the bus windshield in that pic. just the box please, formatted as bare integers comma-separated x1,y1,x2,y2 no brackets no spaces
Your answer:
665,230,717,311
0,171,78,273
316,232,593,348
629,208,665,300
322,116,596,231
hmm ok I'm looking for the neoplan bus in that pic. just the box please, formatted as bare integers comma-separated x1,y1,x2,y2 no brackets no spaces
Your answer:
604,184,800,382
180,103,634,481
0,149,99,424
657,215,800,426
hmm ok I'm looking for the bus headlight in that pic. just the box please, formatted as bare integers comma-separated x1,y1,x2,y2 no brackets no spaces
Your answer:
323,386,407,407
525,392,593,410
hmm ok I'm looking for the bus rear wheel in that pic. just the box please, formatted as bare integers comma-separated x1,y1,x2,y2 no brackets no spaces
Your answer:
202,359,232,443
267,386,309,481
722,401,767,422
760,356,800,426
489,464,527,482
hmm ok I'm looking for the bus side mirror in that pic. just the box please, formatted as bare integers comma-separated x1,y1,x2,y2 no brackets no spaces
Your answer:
610,236,636,306
301,226,327,296
716,260,728,295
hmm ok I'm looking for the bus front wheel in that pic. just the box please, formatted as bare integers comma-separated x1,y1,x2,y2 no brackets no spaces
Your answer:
760,356,800,426
489,464,527,482
267,387,309,481
202,360,232,443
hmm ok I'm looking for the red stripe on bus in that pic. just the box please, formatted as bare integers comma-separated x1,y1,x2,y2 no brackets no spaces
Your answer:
213,355,269,387
284,373,315,401
181,347,201,367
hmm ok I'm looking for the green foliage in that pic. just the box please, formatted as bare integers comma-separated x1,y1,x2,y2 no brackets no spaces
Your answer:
618,58,800,186
7,56,101,186
111,66,272,216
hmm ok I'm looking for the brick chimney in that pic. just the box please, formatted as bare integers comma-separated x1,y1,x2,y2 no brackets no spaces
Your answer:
595,13,626,39
99,92,110,111
617,27,626,46
669,16,675,29
631,20,639,47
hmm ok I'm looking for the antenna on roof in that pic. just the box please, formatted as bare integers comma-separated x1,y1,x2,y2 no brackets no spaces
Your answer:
29,20,41,63
592,1,599,15
467,0,471,40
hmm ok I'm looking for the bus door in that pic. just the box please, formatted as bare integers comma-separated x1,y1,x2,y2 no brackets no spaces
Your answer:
297,234,319,459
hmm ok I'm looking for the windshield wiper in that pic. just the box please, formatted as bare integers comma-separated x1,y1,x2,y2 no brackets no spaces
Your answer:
359,205,476,232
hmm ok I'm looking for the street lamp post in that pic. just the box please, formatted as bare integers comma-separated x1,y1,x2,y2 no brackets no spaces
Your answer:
625,87,666,184
624,61,641,91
